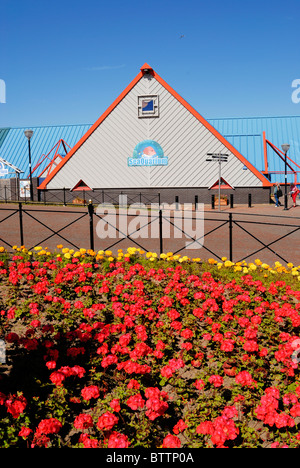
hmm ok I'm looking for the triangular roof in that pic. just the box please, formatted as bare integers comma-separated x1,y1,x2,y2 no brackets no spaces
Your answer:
71,179,92,191
38,64,271,189
209,177,234,189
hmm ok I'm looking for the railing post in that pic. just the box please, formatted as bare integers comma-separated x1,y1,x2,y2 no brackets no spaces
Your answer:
248,193,252,208
88,201,94,251
229,212,233,261
195,195,198,210
63,187,66,206
159,209,163,255
19,202,24,246
211,194,215,209
230,193,234,209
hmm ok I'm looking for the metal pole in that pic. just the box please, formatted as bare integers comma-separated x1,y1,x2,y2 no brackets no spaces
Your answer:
159,209,163,255
218,159,221,212
19,202,24,246
88,202,94,251
229,213,233,261
284,151,288,210
28,139,34,202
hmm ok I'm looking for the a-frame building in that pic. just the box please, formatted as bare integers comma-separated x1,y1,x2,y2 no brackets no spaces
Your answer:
39,63,271,203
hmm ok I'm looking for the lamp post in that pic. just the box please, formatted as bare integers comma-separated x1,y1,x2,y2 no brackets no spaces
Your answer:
281,144,290,210
24,129,34,201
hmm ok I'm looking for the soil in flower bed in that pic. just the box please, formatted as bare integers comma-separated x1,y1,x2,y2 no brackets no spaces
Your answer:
1,246,300,448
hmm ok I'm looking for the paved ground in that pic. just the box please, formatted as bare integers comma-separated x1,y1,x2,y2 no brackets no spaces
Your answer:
0,201,299,265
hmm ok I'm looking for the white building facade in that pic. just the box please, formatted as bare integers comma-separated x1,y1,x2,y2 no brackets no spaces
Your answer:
39,64,271,204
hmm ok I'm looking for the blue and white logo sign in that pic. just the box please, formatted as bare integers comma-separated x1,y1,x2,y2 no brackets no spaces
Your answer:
128,140,168,166
0,162,8,176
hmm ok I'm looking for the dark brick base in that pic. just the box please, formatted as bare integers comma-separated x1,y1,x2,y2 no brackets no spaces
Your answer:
38,186,271,206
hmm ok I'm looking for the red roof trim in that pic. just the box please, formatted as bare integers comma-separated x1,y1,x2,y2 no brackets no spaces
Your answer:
39,64,271,189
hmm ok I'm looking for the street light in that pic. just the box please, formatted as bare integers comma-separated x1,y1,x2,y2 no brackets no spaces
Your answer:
24,129,34,201
281,144,290,210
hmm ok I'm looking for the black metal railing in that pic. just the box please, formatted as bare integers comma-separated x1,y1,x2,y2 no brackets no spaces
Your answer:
0,187,161,207
0,203,299,265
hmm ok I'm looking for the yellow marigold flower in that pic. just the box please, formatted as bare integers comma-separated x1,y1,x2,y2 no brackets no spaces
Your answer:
261,263,269,269
149,257,156,261
34,246,42,251
224,260,234,267
173,255,180,260
249,263,257,270
0,246,6,252
64,253,71,259
108,256,114,262
208,258,217,264
62,248,69,254
255,259,262,265
146,252,153,258
217,262,223,269
57,244,63,249
287,262,294,268
221,256,227,261
80,248,86,254
160,253,167,259
234,265,243,272
98,250,104,255
105,250,112,256
243,267,249,273
166,252,173,257
73,251,81,257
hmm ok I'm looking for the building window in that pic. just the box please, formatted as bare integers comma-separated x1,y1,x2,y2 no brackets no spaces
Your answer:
138,95,159,118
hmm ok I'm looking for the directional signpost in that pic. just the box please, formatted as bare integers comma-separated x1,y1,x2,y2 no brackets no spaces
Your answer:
206,153,229,211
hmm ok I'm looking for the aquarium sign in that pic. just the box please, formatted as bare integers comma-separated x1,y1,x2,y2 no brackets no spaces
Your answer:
128,140,168,166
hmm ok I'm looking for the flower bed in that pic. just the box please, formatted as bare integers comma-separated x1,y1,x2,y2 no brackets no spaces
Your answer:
1,245,300,448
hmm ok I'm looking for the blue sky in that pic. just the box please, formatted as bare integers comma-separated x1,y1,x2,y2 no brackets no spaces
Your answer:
1,0,300,127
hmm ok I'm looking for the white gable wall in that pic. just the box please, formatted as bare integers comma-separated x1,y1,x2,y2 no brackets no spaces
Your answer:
47,75,263,189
